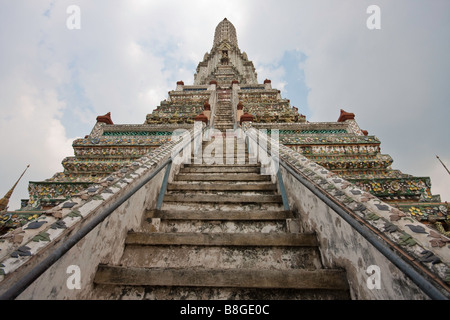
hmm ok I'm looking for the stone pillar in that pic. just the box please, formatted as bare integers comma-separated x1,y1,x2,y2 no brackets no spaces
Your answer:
236,101,244,123
176,81,184,91
240,112,254,124
194,112,208,125
264,79,272,90
203,101,211,121
209,80,217,91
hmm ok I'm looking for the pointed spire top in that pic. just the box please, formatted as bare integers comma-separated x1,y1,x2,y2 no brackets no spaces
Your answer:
0,165,30,212
213,17,238,48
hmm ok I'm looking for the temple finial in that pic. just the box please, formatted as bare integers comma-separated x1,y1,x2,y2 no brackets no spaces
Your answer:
436,155,450,175
0,165,30,212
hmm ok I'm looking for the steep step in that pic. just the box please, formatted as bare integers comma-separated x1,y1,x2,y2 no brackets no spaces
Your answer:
161,202,285,212
167,182,276,192
201,147,248,153
125,232,317,246
94,266,349,291
184,163,258,168
91,285,350,300
120,246,322,269
155,220,288,234
144,209,292,234
163,194,282,203
174,173,270,181
180,166,258,173
147,209,294,220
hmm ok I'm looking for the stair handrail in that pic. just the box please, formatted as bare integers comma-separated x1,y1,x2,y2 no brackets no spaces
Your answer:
231,83,239,130
244,126,449,300
208,88,218,132
0,124,207,300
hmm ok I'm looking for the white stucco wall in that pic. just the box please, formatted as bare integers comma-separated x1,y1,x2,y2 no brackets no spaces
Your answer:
281,165,430,300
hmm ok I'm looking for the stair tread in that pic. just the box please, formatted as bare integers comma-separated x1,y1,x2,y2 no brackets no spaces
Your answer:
147,209,294,220
184,164,259,167
94,265,348,290
179,167,256,173
175,174,270,181
163,194,282,203
167,183,276,191
126,232,317,246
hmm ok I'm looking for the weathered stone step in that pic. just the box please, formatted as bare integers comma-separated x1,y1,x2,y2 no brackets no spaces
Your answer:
201,147,249,152
120,246,322,270
174,173,270,181
214,125,234,129
94,266,348,290
156,220,287,234
163,193,281,203
190,160,258,166
197,152,250,156
193,152,250,158
167,182,275,191
179,166,258,173
203,138,241,142
191,158,256,164
202,141,245,144
163,194,281,203
200,148,248,153
125,232,317,247
165,191,278,198
184,163,259,168
170,180,270,185
213,128,235,132
91,285,350,300
147,209,294,220
214,126,234,130
199,156,250,161
161,202,285,212
144,211,294,234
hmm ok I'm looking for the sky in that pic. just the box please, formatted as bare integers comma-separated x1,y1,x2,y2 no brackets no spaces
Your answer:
0,0,449,210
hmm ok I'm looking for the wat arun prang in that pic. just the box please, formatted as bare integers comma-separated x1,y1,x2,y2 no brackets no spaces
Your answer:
3,18,448,238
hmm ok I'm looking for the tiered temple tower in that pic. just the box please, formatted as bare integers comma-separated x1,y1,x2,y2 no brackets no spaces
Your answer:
0,17,449,302
3,18,448,238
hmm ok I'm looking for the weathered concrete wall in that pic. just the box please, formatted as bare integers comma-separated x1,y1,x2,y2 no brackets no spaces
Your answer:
0,127,199,300
17,169,166,299
243,125,449,300
280,165,428,300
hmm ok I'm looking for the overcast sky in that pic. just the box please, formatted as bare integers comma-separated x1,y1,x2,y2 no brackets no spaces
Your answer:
0,0,449,210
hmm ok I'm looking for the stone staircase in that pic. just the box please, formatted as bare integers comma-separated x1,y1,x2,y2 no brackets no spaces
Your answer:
92,130,350,299
92,96,350,300
214,89,234,132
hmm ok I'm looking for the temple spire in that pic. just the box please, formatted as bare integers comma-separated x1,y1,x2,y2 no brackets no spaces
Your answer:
436,155,450,175
213,17,238,49
0,165,30,212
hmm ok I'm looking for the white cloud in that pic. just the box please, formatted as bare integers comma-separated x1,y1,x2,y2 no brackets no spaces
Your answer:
0,0,449,212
